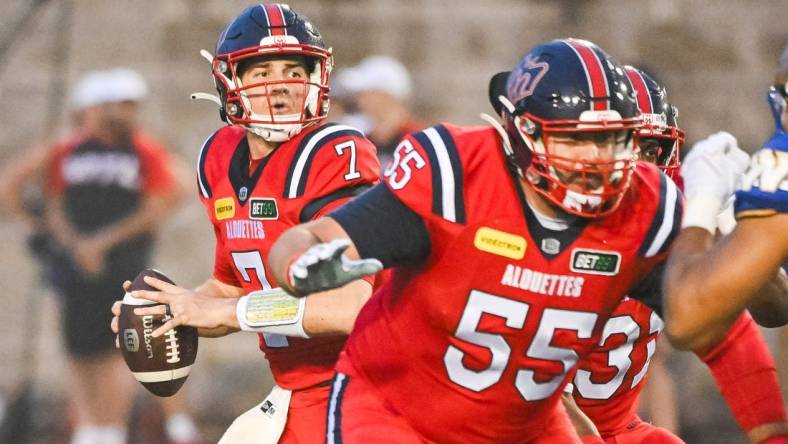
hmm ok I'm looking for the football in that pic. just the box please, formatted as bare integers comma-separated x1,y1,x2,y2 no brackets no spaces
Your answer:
118,269,198,397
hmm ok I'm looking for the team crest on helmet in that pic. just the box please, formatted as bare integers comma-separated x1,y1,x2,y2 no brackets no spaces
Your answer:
506,54,550,104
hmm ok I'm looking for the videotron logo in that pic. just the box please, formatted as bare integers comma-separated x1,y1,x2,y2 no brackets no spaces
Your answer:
570,249,621,275
249,198,279,220
473,227,526,260
215,197,236,220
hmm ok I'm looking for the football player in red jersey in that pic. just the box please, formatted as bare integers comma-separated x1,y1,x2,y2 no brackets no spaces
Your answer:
267,38,683,443
663,60,788,444
111,4,381,443
567,67,787,444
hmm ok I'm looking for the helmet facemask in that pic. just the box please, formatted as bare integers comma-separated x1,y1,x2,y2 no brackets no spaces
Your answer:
212,39,332,142
512,110,641,218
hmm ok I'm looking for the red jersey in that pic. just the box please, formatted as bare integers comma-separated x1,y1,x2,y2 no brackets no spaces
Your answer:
334,124,683,443
197,123,379,390
570,298,664,437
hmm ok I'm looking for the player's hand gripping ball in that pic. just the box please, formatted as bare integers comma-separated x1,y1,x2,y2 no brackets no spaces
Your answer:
118,269,198,397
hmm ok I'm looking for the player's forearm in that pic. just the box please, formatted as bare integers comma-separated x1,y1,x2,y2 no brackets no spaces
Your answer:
196,298,240,337
665,220,787,349
663,227,739,349
747,270,788,328
194,277,246,299
192,278,244,337
302,279,372,336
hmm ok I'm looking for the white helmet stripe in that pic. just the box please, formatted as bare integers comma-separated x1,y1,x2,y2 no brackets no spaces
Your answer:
259,4,271,37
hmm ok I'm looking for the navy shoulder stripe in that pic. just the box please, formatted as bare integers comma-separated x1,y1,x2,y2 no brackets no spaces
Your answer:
638,172,682,257
283,124,365,198
197,131,219,199
411,125,466,223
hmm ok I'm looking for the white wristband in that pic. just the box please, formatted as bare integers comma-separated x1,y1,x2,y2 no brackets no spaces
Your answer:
236,288,309,338
682,195,723,234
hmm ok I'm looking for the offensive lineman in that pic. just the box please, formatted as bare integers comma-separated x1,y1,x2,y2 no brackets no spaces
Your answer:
568,67,787,444
268,38,682,443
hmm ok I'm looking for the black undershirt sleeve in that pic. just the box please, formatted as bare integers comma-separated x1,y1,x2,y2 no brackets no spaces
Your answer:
328,183,431,268
299,184,372,223
629,261,665,318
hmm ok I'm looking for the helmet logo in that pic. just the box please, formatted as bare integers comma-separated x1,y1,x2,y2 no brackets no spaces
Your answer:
272,35,287,46
507,54,550,104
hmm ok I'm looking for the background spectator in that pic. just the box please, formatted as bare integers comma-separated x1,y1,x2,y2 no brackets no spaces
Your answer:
336,56,423,168
0,68,198,444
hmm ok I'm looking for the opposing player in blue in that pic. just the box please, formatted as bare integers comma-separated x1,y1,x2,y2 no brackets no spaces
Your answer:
664,62,788,351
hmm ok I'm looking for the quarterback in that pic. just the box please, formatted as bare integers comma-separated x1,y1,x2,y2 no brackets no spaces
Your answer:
112,4,380,443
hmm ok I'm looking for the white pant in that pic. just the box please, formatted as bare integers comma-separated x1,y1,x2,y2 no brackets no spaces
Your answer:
218,385,293,444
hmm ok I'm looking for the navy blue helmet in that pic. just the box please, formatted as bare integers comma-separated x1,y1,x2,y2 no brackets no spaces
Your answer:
624,66,684,180
489,38,642,217
211,3,332,142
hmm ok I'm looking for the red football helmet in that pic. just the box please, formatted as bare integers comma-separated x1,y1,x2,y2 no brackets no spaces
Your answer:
210,4,332,142
624,66,685,180
489,39,642,218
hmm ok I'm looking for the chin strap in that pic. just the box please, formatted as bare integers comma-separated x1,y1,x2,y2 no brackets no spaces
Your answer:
479,113,513,155
199,49,214,64
191,49,223,106
480,94,524,177
190,92,222,105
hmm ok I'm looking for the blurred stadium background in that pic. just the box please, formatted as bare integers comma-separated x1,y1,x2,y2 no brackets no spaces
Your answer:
0,0,785,442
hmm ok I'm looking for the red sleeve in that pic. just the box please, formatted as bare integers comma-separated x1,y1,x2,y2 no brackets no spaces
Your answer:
211,223,241,286
694,312,787,432
382,131,435,220
301,134,380,200
134,133,177,196
382,123,473,226
45,142,74,196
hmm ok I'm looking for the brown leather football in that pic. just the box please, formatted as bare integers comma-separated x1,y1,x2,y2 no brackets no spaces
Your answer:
118,269,198,397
